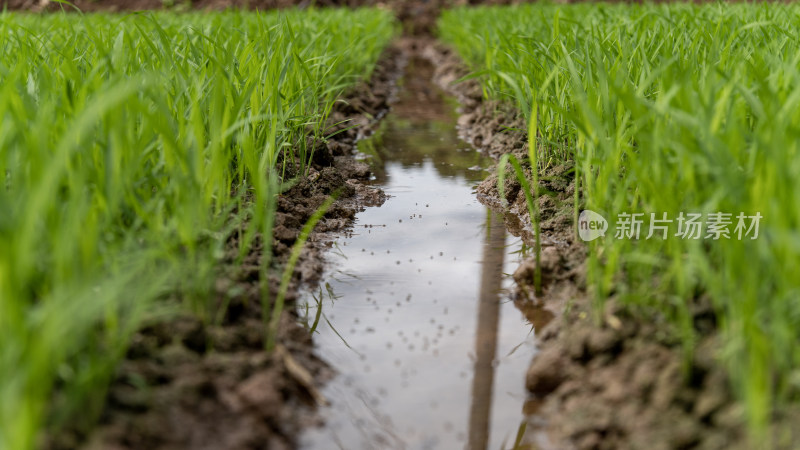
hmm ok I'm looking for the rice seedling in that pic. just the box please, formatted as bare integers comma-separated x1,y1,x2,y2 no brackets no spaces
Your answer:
441,2,800,439
0,8,394,448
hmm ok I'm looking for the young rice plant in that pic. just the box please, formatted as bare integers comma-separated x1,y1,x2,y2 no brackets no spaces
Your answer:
441,2,800,441
0,8,394,448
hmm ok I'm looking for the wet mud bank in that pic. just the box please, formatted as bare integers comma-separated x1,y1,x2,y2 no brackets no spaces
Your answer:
58,49,405,450
420,39,749,449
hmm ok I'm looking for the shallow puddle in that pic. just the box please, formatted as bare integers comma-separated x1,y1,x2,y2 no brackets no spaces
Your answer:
299,59,550,450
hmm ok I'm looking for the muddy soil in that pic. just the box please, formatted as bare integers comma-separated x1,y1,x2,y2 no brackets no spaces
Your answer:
419,38,750,450
45,48,404,450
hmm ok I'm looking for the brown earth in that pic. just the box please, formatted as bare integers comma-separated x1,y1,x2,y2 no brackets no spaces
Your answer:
420,38,751,450
46,47,404,450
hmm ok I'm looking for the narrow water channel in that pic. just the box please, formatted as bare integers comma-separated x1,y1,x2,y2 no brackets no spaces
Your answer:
299,59,549,450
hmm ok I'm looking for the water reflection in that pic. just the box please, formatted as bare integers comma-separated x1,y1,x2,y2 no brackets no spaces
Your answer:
299,58,548,450
468,211,506,450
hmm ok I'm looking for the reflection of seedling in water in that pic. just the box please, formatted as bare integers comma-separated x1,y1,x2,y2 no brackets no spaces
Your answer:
330,241,348,260
508,239,532,259
300,286,326,334
298,280,360,356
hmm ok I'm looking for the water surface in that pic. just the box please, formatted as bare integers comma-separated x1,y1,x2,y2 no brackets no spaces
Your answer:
300,59,550,450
